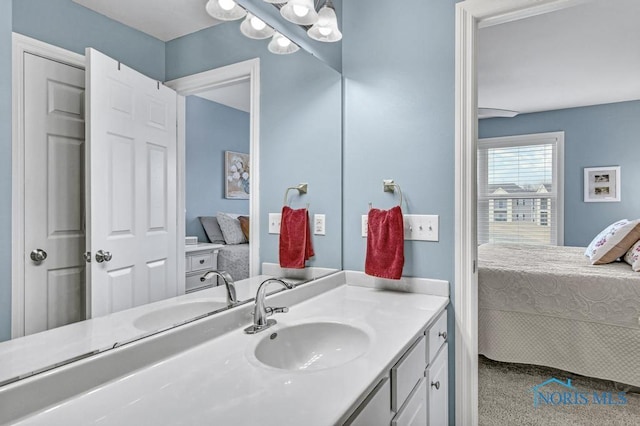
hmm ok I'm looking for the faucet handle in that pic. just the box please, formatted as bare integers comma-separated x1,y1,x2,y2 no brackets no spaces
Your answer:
266,306,289,315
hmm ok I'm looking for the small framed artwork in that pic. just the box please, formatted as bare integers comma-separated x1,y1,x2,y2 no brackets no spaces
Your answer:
225,151,250,199
584,166,620,202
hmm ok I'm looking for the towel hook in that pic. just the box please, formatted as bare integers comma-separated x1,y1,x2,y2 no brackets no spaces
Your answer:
383,179,403,207
283,183,308,206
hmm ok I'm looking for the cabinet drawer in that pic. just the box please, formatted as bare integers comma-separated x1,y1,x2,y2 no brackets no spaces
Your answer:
427,310,447,365
427,344,448,426
392,378,427,426
391,335,426,412
344,377,392,426
186,272,216,293
189,252,215,272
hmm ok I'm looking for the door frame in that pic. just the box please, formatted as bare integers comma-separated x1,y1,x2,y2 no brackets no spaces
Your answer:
454,0,591,423
11,33,85,338
165,58,261,278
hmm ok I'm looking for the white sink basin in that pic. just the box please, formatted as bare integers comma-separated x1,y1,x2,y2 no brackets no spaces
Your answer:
133,300,227,331
254,322,370,371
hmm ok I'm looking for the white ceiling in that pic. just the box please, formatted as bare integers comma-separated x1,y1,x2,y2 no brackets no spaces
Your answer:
73,0,220,42
195,81,251,113
478,0,640,115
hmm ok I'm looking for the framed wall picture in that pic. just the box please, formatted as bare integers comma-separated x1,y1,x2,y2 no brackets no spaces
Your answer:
225,151,250,199
584,166,620,202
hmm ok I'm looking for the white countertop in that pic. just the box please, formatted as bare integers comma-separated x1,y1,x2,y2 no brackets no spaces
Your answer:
9,273,448,425
0,274,276,386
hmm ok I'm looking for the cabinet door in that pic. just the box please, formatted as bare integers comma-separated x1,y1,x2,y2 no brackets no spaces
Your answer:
428,344,448,426
345,377,392,426
392,378,427,426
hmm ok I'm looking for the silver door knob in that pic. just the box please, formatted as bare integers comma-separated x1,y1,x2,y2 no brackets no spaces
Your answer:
30,249,47,262
95,250,112,263
431,381,440,390
83,252,91,263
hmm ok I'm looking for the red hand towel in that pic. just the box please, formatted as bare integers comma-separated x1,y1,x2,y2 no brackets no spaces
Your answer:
365,206,404,279
279,206,315,269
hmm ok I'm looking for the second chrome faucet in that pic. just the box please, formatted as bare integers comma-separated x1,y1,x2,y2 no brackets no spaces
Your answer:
244,278,295,334
200,270,238,307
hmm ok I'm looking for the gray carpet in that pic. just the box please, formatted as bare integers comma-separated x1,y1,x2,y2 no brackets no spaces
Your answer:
478,356,640,425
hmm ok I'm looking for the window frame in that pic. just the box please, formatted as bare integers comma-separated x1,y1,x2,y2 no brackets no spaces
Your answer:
478,131,564,245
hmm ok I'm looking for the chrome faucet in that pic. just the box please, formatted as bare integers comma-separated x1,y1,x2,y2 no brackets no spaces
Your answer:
200,270,238,307
244,278,295,334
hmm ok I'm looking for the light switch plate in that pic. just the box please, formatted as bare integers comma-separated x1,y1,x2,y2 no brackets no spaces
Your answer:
268,213,282,234
403,214,439,241
361,215,368,237
314,214,326,235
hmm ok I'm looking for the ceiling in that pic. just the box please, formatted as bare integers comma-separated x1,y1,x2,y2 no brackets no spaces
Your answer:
478,0,640,115
72,0,220,42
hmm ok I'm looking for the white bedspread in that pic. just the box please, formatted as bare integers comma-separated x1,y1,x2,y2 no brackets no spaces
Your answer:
478,244,640,329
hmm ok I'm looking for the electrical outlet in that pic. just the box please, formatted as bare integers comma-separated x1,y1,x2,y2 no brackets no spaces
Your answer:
314,214,326,235
361,215,368,237
268,213,282,234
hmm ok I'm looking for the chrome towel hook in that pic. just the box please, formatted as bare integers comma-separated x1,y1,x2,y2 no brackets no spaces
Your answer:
383,179,403,207
283,183,308,206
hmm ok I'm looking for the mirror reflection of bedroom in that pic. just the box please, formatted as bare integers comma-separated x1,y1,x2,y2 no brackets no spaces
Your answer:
476,1,640,423
185,81,251,291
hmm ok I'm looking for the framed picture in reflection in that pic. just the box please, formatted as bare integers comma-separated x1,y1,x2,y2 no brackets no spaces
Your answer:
584,166,620,202
225,151,250,199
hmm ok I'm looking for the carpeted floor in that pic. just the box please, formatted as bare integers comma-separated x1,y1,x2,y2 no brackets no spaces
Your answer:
478,356,640,426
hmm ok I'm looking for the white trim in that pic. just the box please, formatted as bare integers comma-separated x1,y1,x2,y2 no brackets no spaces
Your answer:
11,33,85,339
165,58,261,277
455,1,584,424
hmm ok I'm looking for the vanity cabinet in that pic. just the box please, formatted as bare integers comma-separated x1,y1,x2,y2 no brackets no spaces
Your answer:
185,243,224,293
345,310,449,426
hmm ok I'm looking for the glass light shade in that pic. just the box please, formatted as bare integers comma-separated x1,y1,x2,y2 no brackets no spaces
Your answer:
268,32,300,55
240,13,275,39
280,0,318,25
307,3,342,42
205,0,247,21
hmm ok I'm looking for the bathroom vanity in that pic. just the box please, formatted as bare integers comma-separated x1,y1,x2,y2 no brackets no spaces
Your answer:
0,271,449,425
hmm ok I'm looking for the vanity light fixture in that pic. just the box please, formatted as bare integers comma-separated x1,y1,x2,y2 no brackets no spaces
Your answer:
205,0,247,21
268,32,300,54
263,0,288,3
307,0,341,42
280,0,319,26
240,13,276,39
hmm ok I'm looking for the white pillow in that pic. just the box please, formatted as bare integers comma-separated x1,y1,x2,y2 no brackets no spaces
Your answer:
585,219,640,265
624,240,640,272
216,212,248,245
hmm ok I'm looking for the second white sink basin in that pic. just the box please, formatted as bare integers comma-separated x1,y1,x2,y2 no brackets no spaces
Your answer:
133,300,227,331
254,322,370,371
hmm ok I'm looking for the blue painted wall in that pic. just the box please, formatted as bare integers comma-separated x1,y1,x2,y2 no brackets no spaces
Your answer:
342,0,457,422
0,0,13,342
479,100,640,247
167,21,343,270
12,0,165,81
185,96,250,242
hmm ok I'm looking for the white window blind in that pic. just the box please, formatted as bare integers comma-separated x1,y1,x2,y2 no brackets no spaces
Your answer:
478,132,564,246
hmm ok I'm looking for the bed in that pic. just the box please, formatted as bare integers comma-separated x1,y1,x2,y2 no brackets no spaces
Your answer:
216,243,249,281
478,243,640,387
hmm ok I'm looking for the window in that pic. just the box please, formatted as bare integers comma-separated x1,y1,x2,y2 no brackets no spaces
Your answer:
478,132,564,245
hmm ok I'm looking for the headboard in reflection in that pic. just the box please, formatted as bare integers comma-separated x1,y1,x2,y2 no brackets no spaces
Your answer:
1,0,342,386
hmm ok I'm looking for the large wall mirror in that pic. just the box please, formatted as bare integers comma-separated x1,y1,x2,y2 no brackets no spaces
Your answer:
1,0,342,386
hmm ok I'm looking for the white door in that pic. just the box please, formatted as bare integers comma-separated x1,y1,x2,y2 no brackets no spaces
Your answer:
86,49,178,317
23,53,87,335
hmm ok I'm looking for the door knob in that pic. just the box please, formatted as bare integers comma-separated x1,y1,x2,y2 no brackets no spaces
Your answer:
83,252,91,263
30,249,47,263
95,250,112,263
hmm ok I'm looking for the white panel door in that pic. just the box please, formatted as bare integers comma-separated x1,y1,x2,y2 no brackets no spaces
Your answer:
86,49,177,317
23,53,86,335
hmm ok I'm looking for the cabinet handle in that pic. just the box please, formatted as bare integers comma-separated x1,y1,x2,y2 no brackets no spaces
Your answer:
438,331,447,341
199,259,205,264
431,381,440,390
